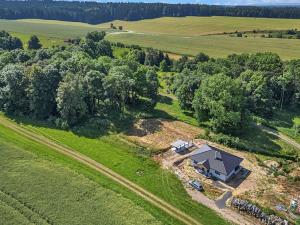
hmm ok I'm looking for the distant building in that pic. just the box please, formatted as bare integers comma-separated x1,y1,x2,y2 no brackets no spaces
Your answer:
171,140,193,153
190,144,243,182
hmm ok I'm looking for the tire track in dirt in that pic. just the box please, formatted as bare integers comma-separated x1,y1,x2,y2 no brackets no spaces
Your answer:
0,116,203,225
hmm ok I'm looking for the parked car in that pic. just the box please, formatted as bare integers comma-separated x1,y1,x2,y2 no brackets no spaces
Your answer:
188,180,203,191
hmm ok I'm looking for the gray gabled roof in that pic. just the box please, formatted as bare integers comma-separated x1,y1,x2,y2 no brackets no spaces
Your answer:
190,144,243,175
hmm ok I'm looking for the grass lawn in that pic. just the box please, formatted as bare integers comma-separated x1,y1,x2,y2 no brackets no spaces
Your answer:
0,124,175,225
1,114,230,225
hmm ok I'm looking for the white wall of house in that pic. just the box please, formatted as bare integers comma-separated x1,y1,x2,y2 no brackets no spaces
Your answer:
209,168,227,181
209,166,241,182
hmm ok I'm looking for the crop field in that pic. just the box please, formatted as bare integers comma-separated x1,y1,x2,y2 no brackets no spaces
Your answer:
107,32,300,60
100,16,300,36
0,124,170,225
0,19,105,39
2,17,300,58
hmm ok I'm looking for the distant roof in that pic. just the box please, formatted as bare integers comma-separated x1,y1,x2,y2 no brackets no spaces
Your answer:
171,140,188,148
190,144,243,175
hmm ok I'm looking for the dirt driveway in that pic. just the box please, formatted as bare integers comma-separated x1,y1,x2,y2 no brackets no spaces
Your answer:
187,189,254,225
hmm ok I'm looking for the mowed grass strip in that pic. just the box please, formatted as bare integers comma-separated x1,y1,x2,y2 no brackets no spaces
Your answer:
0,124,179,225
1,114,230,225
107,33,300,60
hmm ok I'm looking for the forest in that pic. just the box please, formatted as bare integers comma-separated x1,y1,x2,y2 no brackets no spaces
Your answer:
0,31,163,128
2,1,300,24
169,52,299,132
0,30,299,138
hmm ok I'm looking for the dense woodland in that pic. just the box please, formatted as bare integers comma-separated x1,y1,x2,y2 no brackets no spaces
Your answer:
1,1,300,24
169,52,300,134
0,31,161,128
0,31,299,141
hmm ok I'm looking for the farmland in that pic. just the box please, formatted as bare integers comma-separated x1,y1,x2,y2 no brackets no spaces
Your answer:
0,114,230,225
0,19,105,39
100,16,300,36
0,123,174,225
107,32,300,60
2,17,300,58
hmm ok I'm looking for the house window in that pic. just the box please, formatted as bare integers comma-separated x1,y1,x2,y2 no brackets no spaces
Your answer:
215,171,220,175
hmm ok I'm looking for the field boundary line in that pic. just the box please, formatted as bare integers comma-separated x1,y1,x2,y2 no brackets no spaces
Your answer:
0,116,203,225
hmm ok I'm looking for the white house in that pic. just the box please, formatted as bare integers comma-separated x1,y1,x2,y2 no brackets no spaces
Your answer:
189,144,243,182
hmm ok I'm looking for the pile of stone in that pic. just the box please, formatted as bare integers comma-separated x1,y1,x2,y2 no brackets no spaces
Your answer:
231,198,289,225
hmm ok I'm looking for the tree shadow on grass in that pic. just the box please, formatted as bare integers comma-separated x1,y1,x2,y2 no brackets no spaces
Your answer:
3,103,178,140
5,113,111,139
158,95,173,105
237,124,282,153
268,109,300,129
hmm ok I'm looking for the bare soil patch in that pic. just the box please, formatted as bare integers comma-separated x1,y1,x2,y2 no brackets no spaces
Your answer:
125,118,203,151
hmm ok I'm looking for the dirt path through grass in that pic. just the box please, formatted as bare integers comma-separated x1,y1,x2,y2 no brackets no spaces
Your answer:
0,116,203,225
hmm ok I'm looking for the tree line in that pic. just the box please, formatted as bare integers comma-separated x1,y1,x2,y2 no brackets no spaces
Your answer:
2,1,300,24
165,52,300,134
0,31,160,128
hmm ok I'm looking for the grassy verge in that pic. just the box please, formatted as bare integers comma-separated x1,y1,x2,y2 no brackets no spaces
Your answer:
0,123,180,225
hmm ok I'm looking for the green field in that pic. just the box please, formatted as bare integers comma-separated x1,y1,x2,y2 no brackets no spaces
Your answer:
0,19,106,39
100,16,300,36
1,114,229,225
2,17,300,58
11,32,65,48
0,123,177,225
107,33,300,60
